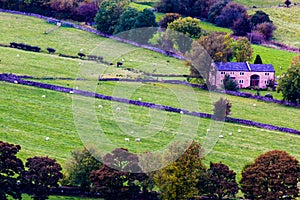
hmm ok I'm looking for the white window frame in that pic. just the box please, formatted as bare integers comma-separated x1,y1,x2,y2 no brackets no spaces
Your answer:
240,72,244,75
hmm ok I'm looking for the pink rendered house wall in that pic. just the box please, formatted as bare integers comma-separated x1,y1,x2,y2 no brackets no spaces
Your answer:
211,62,275,89
214,71,275,88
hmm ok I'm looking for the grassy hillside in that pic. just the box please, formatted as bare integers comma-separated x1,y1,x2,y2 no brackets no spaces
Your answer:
1,12,300,184
250,6,300,48
235,0,300,7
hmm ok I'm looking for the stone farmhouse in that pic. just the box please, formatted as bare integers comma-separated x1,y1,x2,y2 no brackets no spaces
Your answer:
211,62,275,89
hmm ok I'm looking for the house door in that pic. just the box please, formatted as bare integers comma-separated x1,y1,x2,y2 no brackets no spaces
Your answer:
250,74,260,87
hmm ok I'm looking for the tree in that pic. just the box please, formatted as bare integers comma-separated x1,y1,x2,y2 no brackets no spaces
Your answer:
215,2,248,28
285,0,291,7
213,97,231,120
114,7,139,34
240,150,300,200
74,2,98,23
24,156,63,200
250,10,272,28
254,22,276,41
277,55,300,103
167,17,202,39
153,140,207,200
254,54,263,64
207,0,231,23
63,147,102,192
94,0,129,34
158,13,181,29
114,8,158,44
155,0,215,18
0,141,24,200
167,17,202,53
233,37,253,62
232,15,251,36
205,162,238,200
90,148,148,200
198,32,233,62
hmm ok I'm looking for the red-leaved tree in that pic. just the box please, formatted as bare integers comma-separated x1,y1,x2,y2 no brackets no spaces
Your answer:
0,141,24,200
24,156,63,200
240,150,300,200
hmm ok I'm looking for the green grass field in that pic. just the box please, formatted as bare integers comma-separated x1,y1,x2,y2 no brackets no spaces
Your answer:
1,12,300,199
235,0,300,7
248,6,300,48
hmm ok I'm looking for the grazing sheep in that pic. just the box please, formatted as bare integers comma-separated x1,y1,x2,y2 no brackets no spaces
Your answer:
206,128,210,132
69,91,74,94
13,80,18,84
219,135,224,138
42,95,46,98
116,107,121,111
138,98,142,101
253,103,256,107
125,138,129,142
98,105,103,108
45,137,49,141
135,138,141,142
228,132,232,136
130,59,133,62
238,129,241,133
180,111,184,114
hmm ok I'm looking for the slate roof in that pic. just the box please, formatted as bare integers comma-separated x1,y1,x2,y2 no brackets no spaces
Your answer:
215,62,275,72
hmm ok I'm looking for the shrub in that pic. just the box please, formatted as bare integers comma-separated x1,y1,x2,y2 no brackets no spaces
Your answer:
254,54,263,64
250,10,272,28
158,13,181,29
254,22,276,41
223,74,239,91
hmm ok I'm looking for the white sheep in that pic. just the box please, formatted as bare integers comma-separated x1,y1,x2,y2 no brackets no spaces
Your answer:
13,80,18,84
180,111,184,114
238,129,241,133
42,95,46,98
135,138,141,142
116,107,121,111
219,135,224,138
16,54,19,57
138,98,142,101
45,137,49,141
130,59,133,62
69,91,74,94
125,138,129,142
253,103,256,107
228,132,232,136
98,105,103,108
206,128,210,132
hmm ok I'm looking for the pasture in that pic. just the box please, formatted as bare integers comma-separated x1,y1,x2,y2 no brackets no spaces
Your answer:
0,11,300,186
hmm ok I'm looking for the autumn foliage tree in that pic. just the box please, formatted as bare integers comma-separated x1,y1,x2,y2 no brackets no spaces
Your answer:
90,148,148,200
0,141,24,200
24,156,63,200
240,150,300,200
205,162,238,200
233,37,253,62
153,140,207,200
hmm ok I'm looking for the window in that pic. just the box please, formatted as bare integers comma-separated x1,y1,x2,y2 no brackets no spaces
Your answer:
221,71,225,75
230,72,234,74
265,80,268,84
265,72,269,76
240,72,244,75
239,80,244,84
